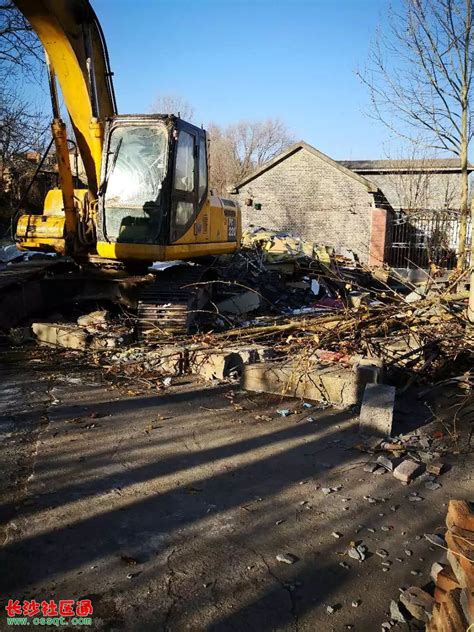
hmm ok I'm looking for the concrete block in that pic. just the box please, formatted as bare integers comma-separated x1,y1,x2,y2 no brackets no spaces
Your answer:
392,459,423,483
217,291,261,315
359,383,395,437
351,356,383,384
77,310,109,328
190,350,243,380
158,346,187,375
32,322,89,350
241,361,374,408
189,345,271,381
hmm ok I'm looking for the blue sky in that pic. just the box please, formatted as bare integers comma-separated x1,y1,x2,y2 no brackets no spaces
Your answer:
24,0,400,159
90,0,396,159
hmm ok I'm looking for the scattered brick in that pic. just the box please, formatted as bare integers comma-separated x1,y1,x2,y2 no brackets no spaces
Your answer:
392,459,423,483
446,500,474,532
427,461,446,476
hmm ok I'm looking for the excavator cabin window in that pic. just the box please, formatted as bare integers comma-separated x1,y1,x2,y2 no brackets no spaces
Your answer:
170,125,207,242
102,123,168,243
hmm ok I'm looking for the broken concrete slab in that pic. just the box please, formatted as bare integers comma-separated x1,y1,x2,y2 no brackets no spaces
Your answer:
33,322,89,351
155,345,187,376
216,290,261,315
374,332,424,367
32,322,127,352
189,345,271,381
242,361,376,408
89,334,126,350
405,289,425,304
358,383,396,437
228,345,274,364
190,350,244,380
376,455,394,471
389,599,407,623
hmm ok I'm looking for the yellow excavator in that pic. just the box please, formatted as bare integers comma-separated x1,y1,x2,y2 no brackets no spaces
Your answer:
12,0,241,335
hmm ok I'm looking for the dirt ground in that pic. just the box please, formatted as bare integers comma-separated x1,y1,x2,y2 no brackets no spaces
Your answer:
0,345,472,631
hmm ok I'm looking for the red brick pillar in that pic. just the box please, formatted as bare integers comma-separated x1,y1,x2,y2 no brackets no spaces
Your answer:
369,207,388,267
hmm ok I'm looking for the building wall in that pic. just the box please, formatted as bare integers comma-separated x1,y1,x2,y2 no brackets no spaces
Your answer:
363,172,461,211
233,148,377,263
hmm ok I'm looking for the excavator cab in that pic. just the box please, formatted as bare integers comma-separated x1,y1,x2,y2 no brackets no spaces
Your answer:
97,115,208,249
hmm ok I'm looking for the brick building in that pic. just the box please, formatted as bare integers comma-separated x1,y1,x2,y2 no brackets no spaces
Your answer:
231,141,391,265
339,159,473,212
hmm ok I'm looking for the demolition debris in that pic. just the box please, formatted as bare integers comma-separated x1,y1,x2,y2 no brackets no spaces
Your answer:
3,227,472,407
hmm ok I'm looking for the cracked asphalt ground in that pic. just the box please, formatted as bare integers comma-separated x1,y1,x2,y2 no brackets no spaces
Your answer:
0,345,472,631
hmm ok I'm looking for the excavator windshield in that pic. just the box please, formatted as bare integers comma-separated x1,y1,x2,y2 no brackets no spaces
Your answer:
103,123,168,242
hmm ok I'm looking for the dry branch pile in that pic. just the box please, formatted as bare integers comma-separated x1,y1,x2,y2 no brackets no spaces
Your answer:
190,229,473,385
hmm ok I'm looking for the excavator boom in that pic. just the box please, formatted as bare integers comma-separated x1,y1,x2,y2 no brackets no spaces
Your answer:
14,0,116,192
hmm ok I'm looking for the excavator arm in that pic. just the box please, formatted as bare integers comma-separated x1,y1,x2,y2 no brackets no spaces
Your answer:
14,0,116,193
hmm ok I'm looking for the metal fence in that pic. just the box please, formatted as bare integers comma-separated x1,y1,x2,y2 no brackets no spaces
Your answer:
387,209,472,269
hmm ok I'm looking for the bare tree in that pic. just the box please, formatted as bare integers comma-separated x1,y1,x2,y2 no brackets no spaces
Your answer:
207,123,236,196
359,0,473,268
208,118,294,195
0,2,42,80
0,3,52,225
376,141,458,211
149,93,195,122
227,118,294,182
0,90,48,205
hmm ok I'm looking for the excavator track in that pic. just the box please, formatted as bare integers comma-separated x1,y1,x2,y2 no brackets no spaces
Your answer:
137,265,210,341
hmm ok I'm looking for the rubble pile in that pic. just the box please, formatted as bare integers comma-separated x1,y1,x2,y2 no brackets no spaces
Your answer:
384,500,474,630
358,430,452,481
22,227,472,398
428,500,474,630
206,227,473,386
213,226,378,323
